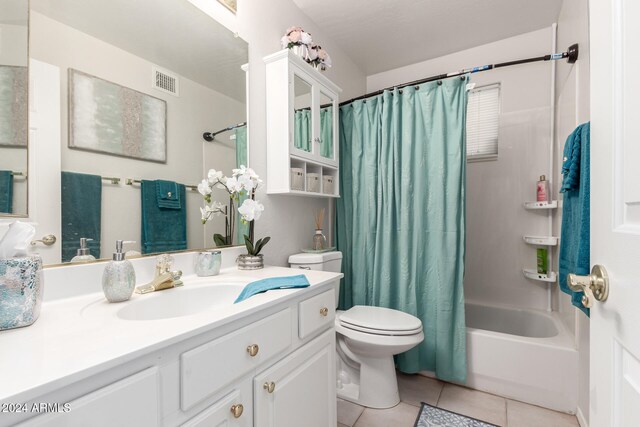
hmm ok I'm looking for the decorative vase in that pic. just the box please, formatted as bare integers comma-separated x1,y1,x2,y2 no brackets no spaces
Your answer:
312,229,328,251
237,254,264,270
291,44,307,60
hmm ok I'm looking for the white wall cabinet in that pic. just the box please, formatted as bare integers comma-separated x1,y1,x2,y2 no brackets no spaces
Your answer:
11,287,337,427
264,49,342,197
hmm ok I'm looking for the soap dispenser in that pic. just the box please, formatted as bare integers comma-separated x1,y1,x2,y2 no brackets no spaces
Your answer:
70,238,96,263
102,240,136,303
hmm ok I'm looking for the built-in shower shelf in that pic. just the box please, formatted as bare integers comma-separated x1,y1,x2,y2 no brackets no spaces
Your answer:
523,200,558,210
522,269,557,283
523,236,559,246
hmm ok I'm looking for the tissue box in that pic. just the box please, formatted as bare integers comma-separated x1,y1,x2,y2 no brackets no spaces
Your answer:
0,256,43,331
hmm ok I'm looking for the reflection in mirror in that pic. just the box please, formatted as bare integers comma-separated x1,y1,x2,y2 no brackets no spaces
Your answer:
0,0,29,217
29,0,248,264
319,91,334,160
293,75,312,152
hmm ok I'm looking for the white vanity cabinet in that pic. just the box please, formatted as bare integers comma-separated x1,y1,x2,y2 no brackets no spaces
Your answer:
264,49,342,197
253,330,335,427
8,286,337,427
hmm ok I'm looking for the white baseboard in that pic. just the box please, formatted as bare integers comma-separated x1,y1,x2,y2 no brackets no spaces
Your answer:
576,406,588,427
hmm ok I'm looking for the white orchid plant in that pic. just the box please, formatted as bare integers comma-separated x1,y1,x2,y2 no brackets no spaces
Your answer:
198,166,271,256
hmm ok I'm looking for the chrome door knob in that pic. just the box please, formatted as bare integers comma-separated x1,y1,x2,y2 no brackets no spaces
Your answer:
568,264,609,307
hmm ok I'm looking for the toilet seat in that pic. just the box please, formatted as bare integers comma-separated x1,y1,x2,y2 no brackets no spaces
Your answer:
338,306,423,336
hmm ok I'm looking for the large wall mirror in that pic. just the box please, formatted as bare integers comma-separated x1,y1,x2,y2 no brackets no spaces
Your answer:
0,0,29,217
24,0,248,264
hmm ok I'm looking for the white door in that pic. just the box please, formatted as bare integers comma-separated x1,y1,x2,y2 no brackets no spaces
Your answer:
27,59,61,264
590,0,640,425
253,330,335,427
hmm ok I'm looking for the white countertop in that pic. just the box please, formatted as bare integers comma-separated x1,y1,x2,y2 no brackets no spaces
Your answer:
0,266,342,403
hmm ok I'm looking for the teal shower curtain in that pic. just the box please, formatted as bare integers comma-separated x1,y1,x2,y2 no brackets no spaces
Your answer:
336,77,468,383
294,107,333,159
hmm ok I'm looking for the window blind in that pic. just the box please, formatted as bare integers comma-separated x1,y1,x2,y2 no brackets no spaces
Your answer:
466,83,500,161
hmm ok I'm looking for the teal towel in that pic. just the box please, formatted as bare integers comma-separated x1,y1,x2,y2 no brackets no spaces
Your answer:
141,180,186,254
0,170,13,214
234,275,310,303
156,180,181,210
61,171,101,262
559,123,590,316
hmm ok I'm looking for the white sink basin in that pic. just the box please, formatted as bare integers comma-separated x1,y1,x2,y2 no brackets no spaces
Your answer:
117,284,245,321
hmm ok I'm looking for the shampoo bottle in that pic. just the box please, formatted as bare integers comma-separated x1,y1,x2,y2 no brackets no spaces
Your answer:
537,175,550,202
102,240,136,303
537,248,548,275
70,237,96,263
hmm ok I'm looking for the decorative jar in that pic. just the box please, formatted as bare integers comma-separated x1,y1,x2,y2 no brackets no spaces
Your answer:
237,254,264,270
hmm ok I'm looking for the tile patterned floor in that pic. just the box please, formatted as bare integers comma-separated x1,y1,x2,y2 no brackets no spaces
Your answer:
337,373,580,427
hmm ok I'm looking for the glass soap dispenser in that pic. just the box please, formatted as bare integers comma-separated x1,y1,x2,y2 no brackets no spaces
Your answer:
70,237,96,263
102,240,136,303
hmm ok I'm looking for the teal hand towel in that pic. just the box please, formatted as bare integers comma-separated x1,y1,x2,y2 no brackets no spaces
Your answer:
559,122,590,316
156,180,181,209
61,171,102,262
234,275,310,303
0,170,13,214
141,180,187,254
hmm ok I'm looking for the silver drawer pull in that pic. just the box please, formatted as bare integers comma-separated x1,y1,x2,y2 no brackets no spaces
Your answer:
298,266,311,270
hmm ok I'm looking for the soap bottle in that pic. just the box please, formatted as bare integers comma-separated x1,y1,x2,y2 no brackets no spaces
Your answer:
537,175,550,202
70,237,96,263
102,240,136,303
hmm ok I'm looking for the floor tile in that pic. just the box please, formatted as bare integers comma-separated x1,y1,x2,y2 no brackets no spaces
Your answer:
337,398,365,427
436,384,507,426
354,402,420,427
397,372,444,407
506,399,579,427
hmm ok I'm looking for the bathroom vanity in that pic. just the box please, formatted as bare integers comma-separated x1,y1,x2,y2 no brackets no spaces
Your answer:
0,251,342,427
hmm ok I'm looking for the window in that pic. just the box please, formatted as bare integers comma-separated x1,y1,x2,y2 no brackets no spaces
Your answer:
466,83,500,161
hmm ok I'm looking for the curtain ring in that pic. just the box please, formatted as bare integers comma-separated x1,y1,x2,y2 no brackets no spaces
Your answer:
437,81,442,86
399,89,403,94
460,75,466,80
415,85,420,90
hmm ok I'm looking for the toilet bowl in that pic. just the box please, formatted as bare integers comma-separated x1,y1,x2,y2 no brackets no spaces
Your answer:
289,252,424,409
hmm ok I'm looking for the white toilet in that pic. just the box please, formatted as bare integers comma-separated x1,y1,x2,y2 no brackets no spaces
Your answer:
289,251,424,409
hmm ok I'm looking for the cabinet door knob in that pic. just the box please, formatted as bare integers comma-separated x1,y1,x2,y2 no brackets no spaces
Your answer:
263,381,276,393
320,307,329,317
230,404,244,418
246,344,259,357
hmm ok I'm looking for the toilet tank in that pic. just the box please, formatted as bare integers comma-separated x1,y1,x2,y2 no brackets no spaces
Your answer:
289,251,342,307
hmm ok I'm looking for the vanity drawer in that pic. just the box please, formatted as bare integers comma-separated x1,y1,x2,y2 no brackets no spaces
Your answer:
181,308,292,411
298,289,335,340
182,387,250,427
18,367,159,427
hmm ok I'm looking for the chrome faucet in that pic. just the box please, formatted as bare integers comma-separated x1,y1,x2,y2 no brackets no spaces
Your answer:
134,254,184,294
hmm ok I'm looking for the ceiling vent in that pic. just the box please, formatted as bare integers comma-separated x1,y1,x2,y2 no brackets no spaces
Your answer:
152,66,179,96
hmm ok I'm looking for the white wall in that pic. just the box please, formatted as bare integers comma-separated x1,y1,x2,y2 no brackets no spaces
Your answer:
190,0,367,266
0,23,28,66
29,11,245,257
368,28,555,310
553,0,591,424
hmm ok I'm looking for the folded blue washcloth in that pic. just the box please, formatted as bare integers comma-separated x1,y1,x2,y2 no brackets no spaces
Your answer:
234,275,310,303
156,180,181,209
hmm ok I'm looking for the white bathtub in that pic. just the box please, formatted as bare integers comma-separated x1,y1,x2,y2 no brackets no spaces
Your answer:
464,302,578,413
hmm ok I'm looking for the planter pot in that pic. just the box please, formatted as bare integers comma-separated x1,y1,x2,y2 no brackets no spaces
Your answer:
291,44,308,60
237,254,264,270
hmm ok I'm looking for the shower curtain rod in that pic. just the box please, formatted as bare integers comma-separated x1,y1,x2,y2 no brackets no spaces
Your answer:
203,122,247,142
339,43,579,107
